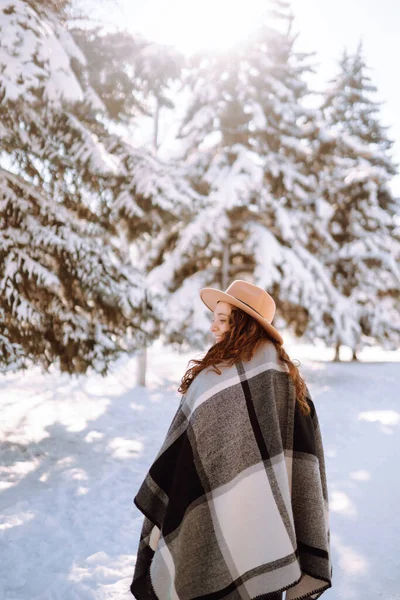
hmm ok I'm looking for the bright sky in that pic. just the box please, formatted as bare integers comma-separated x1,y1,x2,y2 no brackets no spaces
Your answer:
88,0,400,194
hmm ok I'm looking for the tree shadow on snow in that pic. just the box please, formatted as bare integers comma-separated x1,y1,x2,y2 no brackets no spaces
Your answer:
0,359,180,599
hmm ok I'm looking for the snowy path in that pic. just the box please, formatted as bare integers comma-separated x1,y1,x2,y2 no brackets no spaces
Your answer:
0,343,399,599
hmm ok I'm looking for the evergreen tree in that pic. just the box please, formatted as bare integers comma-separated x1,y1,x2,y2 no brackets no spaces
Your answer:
0,167,150,374
70,26,183,123
0,0,193,373
319,44,400,355
141,1,342,350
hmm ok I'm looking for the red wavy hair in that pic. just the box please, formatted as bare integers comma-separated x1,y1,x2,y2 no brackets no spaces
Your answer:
178,304,310,416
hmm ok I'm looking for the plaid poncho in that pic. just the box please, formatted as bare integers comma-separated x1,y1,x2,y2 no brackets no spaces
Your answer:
131,341,332,600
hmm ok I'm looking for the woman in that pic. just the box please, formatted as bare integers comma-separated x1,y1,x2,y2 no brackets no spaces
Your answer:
131,280,332,600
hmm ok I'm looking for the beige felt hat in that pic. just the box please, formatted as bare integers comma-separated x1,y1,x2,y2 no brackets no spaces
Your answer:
200,280,283,345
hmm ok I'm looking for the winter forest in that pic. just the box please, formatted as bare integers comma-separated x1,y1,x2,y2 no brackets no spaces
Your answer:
1,0,399,378
1,2,400,599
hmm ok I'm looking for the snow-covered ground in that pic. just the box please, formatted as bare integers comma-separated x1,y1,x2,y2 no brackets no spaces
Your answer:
0,340,399,600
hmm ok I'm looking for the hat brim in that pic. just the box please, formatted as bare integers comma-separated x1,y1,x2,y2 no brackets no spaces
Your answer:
200,287,283,345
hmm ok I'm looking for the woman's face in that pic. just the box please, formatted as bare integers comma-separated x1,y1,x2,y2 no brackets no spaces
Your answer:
210,301,232,343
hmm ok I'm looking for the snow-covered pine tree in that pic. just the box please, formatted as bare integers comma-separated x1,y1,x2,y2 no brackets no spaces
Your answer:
319,44,400,357
0,167,150,374
0,0,193,373
140,0,343,351
0,0,148,373
70,26,183,124
66,20,196,253
69,19,197,385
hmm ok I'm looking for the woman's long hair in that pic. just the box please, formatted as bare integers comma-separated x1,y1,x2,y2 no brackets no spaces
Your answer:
178,304,310,416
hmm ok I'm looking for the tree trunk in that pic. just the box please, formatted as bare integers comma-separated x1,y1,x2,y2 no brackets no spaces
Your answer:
221,240,230,290
153,95,160,152
136,288,149,386
333,342,341,362
135,102,160,388
136,342,147,386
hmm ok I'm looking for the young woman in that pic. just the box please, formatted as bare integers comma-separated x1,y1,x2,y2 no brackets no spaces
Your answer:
131,280,332,600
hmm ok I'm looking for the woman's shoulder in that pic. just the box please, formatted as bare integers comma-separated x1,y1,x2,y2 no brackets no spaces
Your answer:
252,339,287,370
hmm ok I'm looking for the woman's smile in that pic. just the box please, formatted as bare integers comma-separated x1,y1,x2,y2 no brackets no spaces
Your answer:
210,301,232,343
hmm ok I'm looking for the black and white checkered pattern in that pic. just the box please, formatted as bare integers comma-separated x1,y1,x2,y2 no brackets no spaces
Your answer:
131,341,332,600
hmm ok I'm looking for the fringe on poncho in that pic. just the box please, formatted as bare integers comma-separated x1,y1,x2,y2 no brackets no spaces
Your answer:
131,340,332,600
